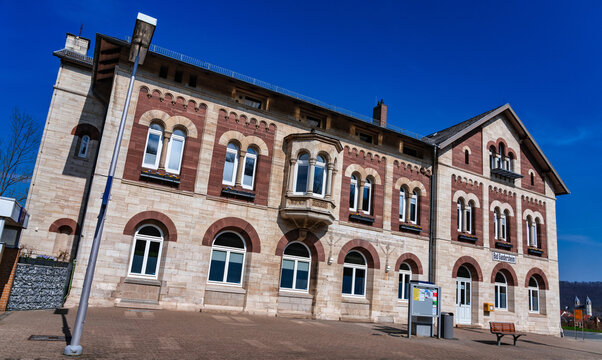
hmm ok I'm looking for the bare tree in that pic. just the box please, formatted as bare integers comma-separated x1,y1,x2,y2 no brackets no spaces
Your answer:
0,109,40,202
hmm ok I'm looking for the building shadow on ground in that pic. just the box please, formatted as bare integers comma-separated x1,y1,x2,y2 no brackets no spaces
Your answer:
54,308,72,345
372,325,408,337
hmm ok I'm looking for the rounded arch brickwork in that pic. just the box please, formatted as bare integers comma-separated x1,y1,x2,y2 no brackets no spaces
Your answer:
452,190,481,208
490,263,518,286
164,115,198,138
451,256,483,281
395,253,423,274
123,211,178,242
524,267,549,290
275,230,325,262
201,217,261,253
394,177,427,196
70,123,100,141
49,218,79,235
219,131,269,156
138,109,170,128
337,239,380,269
489,200,515,217
522,209,545,224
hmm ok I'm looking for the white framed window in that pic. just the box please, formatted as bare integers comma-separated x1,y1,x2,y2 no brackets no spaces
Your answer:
78,135,90,158
362,179,372,214
528,277,539,313
457,200,463,231
280,242,311,292
349,175,359,211
533,219,539,247
526,216,533,246
208,232,246,285
466,202,473,234
313,155,327,196
165,129,186,174
489,149,495,170
398,262,411,301
494,272,507,310
409,190,418,224
494,209,499,240
501,212,507,241
128,225,164,279
293,153,309,194
342,251,367,297
242,147,258,190
222,143,239,186
399,188,406,222
142,123,163,169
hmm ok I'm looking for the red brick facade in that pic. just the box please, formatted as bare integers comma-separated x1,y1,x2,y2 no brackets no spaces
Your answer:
521,196,548,258
450,175,484,246
339,147,386,229
0,248,20,311
452,129,482,174
395,253,423,274
520,144,546,194
490,262,518,286
488,187,518,252
337,239,381,269
390,160,430,235
206,109,276,206
123,88,206,192
451,255,483,281
201,217,261,253
275,230,325,262
123,210,178,242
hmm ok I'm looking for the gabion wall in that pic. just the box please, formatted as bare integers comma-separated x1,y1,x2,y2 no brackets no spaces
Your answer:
6,262,70,310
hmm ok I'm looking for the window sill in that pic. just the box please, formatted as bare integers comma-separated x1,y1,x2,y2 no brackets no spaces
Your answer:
349,213,375,225
278,290,313,299
527,248,544,256
124,277,162,287
206,283,246,294
140,169,180,185
528,312,545,318
221,187,255,201
341,295,370,304
495,241,513,250
458,234,478,243
400,223,422,233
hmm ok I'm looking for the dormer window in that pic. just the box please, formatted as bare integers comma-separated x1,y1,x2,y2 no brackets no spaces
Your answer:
234,89,267,110
358,132,373,144
243,96,262,109
306,116,322,128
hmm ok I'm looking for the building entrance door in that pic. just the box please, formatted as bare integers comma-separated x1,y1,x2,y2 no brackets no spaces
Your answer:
455,265,472,325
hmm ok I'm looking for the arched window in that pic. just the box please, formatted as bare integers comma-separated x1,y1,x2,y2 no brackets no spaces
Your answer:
362,178,372,214
533,219,540,247
349,174,359,211
489,146,497,170
457,199,464,231
165,129,186,174
494,272,507,310
530,172,535,186
222,143,239,186
399,188,407,222
464,149,470,165
409,190,418,224
398,262,411,300
280,242,311,291
342,251,367,297
507,153,514,172
143,123,164,169
294,153,309,194
528,277,539,313
526,216,533,247
313,155,326,196
242,147,257,190
494,208,499,239
498,143,505,169
500,211,507,241
128,225,163,278
208,232,246,285
78,135,90,158
466,202,473,234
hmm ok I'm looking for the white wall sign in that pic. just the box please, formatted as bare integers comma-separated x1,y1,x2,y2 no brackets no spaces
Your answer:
492,251,516,264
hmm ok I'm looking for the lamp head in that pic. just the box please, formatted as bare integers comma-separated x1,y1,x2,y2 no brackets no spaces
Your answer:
129,12,157,65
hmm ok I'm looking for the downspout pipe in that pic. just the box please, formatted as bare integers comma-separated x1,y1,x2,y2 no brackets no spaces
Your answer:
428,145,438,283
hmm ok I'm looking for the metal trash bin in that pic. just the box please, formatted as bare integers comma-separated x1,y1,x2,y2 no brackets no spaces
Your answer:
441,312,454,339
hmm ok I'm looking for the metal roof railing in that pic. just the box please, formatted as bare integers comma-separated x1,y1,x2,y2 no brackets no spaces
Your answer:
125,37,428,142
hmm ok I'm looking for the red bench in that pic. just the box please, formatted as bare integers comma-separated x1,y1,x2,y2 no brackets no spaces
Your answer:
489,322,526,346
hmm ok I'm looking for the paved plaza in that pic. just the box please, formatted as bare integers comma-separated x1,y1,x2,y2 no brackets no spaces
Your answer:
0,308,600,359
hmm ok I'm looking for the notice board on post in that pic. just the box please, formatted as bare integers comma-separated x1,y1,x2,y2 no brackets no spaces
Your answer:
407,282,441,339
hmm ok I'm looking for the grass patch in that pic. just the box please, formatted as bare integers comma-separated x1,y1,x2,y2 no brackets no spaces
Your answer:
562,326,602,333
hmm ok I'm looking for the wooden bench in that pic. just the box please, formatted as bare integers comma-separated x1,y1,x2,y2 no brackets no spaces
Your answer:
489,322,526,346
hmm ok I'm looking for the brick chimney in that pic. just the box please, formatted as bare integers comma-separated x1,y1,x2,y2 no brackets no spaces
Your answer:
373,99,387,127
64,33,90,56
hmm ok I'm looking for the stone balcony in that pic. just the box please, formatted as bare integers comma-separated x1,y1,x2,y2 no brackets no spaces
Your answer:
279,194,336,228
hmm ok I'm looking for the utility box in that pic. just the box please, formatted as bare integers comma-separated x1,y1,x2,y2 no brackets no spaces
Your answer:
484,302,494,312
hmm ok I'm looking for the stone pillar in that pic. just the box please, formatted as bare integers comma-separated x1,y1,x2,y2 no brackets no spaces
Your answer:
306,158,316,195
325,163,334,199
357,180,365,212
159,132,171,170
235,150,247,187
287,159,297,195
405,192,411,222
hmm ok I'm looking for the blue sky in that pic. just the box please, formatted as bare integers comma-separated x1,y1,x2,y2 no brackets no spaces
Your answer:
0,1,599,281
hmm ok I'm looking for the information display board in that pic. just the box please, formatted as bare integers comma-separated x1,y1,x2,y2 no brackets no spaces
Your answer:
407,282,441,339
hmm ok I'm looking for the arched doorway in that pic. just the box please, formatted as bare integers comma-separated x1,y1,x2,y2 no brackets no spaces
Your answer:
456,265,472,325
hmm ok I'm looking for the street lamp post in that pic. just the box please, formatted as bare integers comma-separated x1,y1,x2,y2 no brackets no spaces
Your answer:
64,13,156,356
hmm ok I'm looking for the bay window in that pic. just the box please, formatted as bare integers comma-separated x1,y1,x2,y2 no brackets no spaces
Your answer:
294,153,309,194
313,155,326,196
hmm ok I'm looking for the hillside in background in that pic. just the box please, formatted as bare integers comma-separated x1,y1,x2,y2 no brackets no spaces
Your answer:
559,281,602,315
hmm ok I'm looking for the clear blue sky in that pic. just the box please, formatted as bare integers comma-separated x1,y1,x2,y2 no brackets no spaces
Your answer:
0,1,599,281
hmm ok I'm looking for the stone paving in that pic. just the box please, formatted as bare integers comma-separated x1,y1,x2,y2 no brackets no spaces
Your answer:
0,308,600,359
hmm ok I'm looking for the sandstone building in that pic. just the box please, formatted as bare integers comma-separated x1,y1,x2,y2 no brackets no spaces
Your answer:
20,32,569,335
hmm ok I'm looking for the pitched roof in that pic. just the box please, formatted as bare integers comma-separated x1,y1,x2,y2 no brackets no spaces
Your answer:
426,104,569,195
